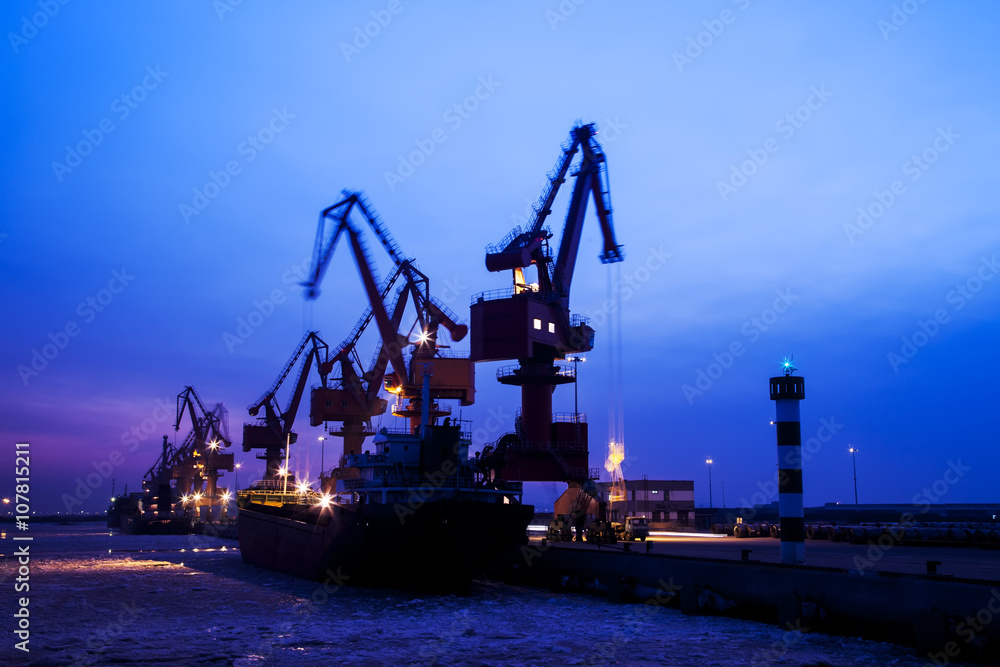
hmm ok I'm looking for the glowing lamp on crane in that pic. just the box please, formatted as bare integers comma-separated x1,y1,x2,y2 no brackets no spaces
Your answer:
417,330,430,344
296,481,311,494
605,441,626,503
193,492,203,502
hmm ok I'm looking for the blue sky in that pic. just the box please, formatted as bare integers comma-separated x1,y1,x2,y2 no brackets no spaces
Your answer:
2,1,999,513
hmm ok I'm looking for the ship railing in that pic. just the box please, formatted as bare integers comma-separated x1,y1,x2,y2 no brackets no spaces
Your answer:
496,363,575,381
470,285,542,305
341,475,477,491
504,439,588,453
377,427,415,436
552,412,587,423
403,348,472,361
392,402,452,416
247,479,285,491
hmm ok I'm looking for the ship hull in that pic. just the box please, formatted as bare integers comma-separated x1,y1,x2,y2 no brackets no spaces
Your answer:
238,500,533,587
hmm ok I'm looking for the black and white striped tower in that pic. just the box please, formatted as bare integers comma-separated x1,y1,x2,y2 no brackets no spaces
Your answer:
770,360,805,565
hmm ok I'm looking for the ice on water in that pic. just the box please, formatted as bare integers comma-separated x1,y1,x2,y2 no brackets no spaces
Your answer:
0,524,930,666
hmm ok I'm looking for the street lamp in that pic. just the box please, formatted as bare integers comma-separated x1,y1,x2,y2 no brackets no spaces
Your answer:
849,446,859,504
706,458,714,509
234,462,242,492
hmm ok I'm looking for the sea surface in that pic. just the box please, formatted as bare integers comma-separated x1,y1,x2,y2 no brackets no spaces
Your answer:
0,523,938,666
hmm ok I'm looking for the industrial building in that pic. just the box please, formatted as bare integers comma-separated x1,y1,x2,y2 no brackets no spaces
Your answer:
554,479,695,526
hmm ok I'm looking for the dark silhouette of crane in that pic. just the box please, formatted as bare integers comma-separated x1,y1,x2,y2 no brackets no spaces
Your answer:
242,331,333,481
143,386,233,519
471,122,623,482
302,191,474,464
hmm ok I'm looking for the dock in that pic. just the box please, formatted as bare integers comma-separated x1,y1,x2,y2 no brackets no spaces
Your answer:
508,533,1000,661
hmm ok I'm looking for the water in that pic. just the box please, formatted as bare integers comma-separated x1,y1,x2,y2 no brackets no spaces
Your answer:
0,523,933,665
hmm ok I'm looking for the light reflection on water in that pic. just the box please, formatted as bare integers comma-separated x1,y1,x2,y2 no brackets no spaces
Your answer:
0,521,234,559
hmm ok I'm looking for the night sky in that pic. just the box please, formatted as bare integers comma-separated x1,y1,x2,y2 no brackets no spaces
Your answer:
3,2,998,514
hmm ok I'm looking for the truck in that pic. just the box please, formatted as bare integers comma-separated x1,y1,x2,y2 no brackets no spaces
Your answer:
586,519,618,544
546,516,574,542
616,516,649,542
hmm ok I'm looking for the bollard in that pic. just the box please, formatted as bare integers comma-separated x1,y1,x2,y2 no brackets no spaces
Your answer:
741,549,752,561
927,560,941,575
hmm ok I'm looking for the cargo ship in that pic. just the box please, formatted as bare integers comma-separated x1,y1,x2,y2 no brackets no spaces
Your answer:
237,376,533,588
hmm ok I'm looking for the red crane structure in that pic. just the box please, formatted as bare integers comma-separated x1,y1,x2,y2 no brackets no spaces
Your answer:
242,331,333,482
471,122,623,483
142,386,234,519
302,191,474,465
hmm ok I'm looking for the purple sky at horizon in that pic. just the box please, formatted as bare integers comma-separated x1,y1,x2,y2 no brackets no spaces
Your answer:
3,1,999,514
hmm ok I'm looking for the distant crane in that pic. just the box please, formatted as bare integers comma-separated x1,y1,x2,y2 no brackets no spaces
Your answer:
143,386,233,519
242,331,333,481
303,191,474,465
471,122,624,484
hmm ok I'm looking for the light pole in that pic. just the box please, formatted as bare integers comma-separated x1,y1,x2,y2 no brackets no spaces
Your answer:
706,458,713,509
319,436,326,475
234,462,242,492
849,446,859,504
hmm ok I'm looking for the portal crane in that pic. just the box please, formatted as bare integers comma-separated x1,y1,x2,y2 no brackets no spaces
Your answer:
141,435,177,517
303,191,474,459
471,122,623,482
171,386,234,519
242,331,333,480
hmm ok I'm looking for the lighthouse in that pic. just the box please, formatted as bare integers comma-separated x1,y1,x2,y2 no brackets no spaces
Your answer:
770,358,805,565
